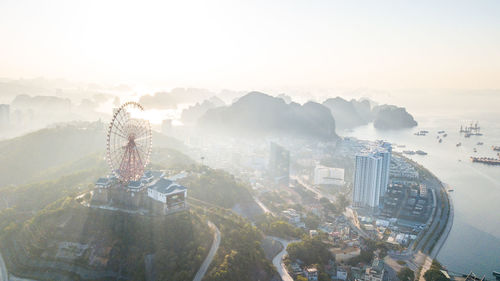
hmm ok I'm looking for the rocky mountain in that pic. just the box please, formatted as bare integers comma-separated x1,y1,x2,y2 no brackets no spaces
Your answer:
180,96,225,124
322,97,368,129
139,88,215,109
198,92,338,140
372,105,418,129
322,97,416,130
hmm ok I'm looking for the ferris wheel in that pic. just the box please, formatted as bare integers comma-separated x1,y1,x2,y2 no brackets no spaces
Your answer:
106,102,152,183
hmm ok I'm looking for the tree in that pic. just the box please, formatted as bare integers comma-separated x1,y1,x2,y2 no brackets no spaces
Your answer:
398,267,415,281
304,213,321,229
337,193,349,211
423,269,449,281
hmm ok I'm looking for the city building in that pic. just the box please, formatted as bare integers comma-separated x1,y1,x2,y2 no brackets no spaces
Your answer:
305,267,318,281
353,153,383,208
269,142,290,186
313,165,345,186
353,142,391,209
363,258,385,281
336,266,348,281
0,104,10,128
377,142,392,197
147,178,187,211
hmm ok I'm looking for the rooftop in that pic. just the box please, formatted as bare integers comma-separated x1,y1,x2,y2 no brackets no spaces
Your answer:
149,178,187,194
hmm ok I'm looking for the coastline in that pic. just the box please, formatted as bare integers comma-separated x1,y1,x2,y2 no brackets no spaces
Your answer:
399,153,454,258
430,186,454,259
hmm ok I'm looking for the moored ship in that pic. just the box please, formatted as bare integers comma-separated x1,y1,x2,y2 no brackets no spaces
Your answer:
471,157,500,165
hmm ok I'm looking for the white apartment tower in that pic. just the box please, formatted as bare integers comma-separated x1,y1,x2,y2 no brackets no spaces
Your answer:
353,142,391,208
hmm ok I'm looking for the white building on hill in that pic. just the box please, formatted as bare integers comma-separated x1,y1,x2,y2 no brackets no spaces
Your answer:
147,177,187,211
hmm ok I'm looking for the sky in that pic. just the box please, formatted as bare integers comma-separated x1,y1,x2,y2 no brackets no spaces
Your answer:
0,0,499,91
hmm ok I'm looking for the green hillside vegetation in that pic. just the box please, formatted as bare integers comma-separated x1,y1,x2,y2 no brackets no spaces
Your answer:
0,123,278,280
0,198,212,281
0,156,106,211
0,124,106,187
286,236,333,266
0,122,186,188
255,213,304,239
180,167,254,208
197,205,278,281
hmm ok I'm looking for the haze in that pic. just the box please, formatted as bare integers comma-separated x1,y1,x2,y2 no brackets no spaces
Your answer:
1,0,500,91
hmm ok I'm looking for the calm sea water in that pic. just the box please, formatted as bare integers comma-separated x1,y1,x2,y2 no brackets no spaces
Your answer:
342,95,500,279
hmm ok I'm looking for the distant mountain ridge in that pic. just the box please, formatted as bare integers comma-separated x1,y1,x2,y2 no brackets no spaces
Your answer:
198,92,338,140
372,104,418,129
322,96,417,130
181,96,225,125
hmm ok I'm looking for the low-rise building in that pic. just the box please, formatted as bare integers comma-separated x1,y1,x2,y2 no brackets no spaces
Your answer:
147,178,187,211
336,266,348,280
363,259,384,281
305,267,318,281
314,165,345,186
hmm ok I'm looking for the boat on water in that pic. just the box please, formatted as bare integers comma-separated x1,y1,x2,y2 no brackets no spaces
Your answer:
416,150,428,155
448,189,454,192
471,156,500,165
457,142,462,147
477,142,484,145
403,150,416,155
438,130,445,134
492,271,500,279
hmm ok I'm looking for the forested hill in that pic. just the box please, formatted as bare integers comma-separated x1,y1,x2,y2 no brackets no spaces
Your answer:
0,121,184,187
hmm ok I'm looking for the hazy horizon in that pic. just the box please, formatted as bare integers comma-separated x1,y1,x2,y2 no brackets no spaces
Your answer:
1,0,500,91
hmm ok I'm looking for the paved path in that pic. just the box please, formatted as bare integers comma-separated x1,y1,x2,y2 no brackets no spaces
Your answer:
193,221,221,281
268,236,299,281
253,196,274,215
292,176,325,200
430,189,454,258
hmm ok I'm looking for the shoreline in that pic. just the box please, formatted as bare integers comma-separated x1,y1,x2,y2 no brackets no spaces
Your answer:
398,153,454,258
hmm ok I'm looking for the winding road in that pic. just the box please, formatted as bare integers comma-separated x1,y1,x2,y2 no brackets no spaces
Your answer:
268,236,299,281
193,221,221,281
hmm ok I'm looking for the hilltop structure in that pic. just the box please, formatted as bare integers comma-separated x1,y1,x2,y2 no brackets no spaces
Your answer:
92,170,188,215
91,101,188,215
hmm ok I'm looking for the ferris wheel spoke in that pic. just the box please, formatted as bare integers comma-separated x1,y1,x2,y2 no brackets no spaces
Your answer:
114,112,131,135
110,128,128,140
134,134,151,143
110,150,125,166
133,146,144,169
135,144,149,158
110,121,128,140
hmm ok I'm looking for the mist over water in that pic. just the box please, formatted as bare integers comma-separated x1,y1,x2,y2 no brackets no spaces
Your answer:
342,91,500,278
